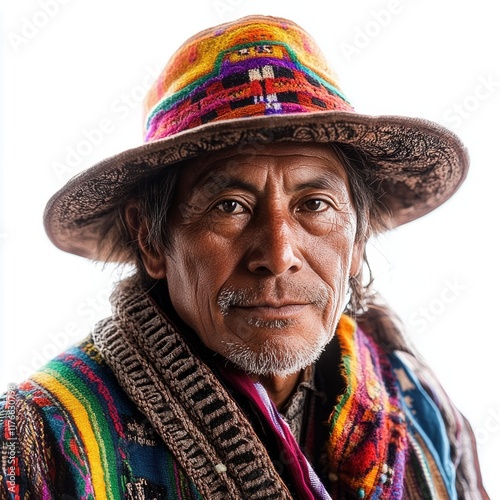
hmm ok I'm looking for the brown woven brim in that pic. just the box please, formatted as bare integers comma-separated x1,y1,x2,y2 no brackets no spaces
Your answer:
43,111,469,262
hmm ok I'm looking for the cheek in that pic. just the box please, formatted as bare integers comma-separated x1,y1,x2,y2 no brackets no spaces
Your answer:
165,230,238,323
316,234,356,329
309,219,357,278
305,231,357,327
329,212,358,274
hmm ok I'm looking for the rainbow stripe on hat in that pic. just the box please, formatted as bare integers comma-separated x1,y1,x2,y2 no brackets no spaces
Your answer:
143,17,354,142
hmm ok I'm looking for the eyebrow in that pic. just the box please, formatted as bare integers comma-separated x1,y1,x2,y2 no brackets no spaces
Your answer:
193,177,258,197
293,175,345,193
189,170,346,200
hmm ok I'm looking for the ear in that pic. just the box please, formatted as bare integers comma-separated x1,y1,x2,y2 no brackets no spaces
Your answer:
349,240,364,277
124,201,166,279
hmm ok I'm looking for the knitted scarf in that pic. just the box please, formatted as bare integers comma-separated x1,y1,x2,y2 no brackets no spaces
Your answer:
92,278,408,498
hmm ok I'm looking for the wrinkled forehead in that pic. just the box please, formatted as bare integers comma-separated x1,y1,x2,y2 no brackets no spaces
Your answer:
177,141,351,192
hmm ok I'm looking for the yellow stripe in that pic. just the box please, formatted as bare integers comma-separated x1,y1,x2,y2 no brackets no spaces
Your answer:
31,371,108,499
331,315,358,431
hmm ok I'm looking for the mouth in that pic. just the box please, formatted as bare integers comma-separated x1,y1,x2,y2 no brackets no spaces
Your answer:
232,305,305,330
217,284,330,322
233,303,308,321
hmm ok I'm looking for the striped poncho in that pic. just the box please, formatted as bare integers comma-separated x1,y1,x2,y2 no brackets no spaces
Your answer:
0,279,488,499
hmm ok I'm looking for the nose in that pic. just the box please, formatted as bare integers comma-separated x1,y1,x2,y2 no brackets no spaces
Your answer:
246,213,303,276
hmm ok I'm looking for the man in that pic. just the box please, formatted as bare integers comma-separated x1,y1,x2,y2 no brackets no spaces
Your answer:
0,15,488,499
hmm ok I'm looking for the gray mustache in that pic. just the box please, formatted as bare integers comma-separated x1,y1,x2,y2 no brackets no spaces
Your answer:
217,283,330,316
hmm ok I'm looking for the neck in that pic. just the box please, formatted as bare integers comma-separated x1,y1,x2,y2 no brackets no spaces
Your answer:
250,371,302,410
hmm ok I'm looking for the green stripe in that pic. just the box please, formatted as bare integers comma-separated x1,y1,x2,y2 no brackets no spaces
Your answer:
328,353,354,433
43,361,122,499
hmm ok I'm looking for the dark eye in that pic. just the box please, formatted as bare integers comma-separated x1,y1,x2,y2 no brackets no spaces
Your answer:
216,200,245,214
302,199,329,212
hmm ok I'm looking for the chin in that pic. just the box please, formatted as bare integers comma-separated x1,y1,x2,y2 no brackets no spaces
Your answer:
220,329,330,377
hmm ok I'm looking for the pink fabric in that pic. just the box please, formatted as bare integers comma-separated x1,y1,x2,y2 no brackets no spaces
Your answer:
224,366,331,499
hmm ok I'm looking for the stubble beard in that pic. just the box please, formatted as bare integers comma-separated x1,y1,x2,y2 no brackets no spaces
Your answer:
221,326,331,377
217,282,333,377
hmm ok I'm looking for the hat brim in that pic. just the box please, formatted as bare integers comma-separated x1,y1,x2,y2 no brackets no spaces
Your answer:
44,111,469,262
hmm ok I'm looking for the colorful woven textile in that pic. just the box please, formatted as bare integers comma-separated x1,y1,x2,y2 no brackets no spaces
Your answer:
143,17,353,142
0,279,488,498
326,316,407,498
0,341,203,499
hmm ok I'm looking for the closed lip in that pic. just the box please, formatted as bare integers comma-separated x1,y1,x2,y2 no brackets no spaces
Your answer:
233,303,308,318
235,300,309,308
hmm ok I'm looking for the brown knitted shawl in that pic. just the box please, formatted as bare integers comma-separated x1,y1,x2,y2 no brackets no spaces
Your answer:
92,278,294,499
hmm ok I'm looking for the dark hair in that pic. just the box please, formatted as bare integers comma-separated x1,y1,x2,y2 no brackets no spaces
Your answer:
328,143,389,314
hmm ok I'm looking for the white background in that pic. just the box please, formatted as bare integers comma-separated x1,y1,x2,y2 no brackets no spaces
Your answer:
1,0,498,496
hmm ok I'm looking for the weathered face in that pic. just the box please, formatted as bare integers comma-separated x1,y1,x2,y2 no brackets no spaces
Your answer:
142,142,362,376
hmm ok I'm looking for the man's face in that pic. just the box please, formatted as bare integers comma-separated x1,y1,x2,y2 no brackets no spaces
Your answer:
153,142,362,376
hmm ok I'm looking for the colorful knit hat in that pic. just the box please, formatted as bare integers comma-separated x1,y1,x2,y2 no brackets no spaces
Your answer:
44,15,469,262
